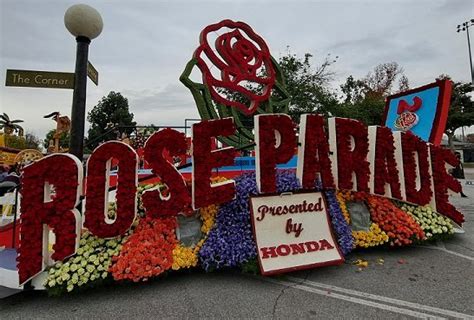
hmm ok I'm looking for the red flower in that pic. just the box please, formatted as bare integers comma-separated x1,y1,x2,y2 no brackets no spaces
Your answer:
18,154,82,284
142,129,191,217
85,141,138,238
373,126,401,198
110,217,177,282
194,20,275,115
366,193,424,246
401,132,432,206
297,114,335,190
192,118,236,208
255,114,296,193
430,145,464,225
334,118,370,192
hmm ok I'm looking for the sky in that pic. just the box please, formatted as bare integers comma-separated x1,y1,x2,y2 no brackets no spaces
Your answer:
1,0,473,142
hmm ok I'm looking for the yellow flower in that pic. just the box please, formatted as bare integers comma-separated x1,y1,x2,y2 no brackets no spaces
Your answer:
352,223,389,249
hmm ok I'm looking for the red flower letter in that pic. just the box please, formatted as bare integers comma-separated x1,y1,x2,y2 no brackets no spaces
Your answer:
430,145,464,225
85,141,138,238
297,114,335,190
192,118,236,208
18,154,82,284
142,129,191,217
370,126,402,199
255,114,296,193
401,132,433,206
330,118,370,192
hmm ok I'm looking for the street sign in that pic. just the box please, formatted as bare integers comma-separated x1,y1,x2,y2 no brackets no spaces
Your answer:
5,69,74,89
87,61,99,86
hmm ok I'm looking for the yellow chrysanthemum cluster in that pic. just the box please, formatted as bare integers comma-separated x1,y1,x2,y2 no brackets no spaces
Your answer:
336,191,351,224
172,244,200,270
171,176,225,270
352,223,389,248
200,203,218,234
336,191,389,248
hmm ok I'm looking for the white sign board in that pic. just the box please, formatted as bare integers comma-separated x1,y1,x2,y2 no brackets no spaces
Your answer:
250,192,344,275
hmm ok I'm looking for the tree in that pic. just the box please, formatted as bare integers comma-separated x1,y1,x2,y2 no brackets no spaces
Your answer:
4,132,41,150
333,62,409,126
0,113,24,136
24,132,41,149
86,91,136,149
279,51,339,121
437,75,474,148
44,129,70,150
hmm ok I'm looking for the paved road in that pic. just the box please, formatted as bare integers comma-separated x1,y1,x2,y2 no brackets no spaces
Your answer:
1,189,473,319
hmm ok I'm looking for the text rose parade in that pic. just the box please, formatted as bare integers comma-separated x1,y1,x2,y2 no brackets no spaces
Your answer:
17,114,463,284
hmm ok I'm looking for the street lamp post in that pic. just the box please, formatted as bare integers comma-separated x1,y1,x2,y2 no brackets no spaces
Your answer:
457,19,474,86
64,4,103,161
456,19,474,142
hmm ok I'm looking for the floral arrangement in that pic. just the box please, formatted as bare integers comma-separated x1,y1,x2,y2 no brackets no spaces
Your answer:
372,126,401,198
398,203,454,240
335,188,456,248
85,142,138,238
336,190,389,248
41,170,458,295
45,231,128,295
142,129,191,217
19,154,82,285
352,224,389,248
323,190,353,255
172,177,225,270
198,172,260,271
430,145,463,224
334,118,370,192
366,194,425,246
109,217,176,282
401,132,433,206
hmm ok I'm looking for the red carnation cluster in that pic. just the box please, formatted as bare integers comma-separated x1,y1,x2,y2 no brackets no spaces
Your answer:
192,118,236,208
142,129,191,217
401,132,432,206
256,114,296,193
85,141,138,238
335,118,370,192
299,114,335,190
373,126,401,198
430,145,463,225
110,217,177,282
18,155,81,284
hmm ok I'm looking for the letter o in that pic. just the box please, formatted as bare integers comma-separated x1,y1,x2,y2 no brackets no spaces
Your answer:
276,244,291,256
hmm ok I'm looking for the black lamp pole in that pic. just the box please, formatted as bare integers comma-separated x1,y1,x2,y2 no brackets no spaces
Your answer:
65,4,103,161
69,36,91,161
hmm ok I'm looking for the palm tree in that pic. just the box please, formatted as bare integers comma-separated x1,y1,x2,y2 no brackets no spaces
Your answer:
0,113,24,136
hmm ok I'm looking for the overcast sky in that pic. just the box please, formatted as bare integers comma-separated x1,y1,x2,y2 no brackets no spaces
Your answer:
1,0,473,141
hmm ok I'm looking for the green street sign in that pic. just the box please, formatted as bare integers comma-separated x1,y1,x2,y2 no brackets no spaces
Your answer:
5,69,75,89
87,61,99,86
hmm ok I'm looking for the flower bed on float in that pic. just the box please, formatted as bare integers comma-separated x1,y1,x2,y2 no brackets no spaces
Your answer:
6,19,464,296
13,112,464,296
40,170,458,296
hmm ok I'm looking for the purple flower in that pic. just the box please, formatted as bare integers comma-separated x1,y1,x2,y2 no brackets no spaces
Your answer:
323,190,353,255
198,170,352,271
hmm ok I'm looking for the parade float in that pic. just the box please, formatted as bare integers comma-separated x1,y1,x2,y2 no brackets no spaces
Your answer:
0,20,464,296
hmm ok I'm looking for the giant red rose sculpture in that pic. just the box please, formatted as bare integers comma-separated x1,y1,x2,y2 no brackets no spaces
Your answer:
194,20,275,116
181,19,290,149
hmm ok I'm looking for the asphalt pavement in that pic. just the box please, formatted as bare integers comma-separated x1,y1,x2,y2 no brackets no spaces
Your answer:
1,183,473,319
